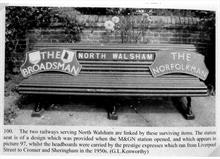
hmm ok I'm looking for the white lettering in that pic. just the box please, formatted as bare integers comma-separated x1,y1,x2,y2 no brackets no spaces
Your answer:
78,53,83,59
159,65,165,72
32,64,39,72
22,69,29,77
146,54,153,60
135,54,141,60
71,65,81,75
186,53,191,61
52,62,58,69
47,51,54,59
40,52,47,60
64,64,71,72
171,52,178,60
118,54,123,59
27,66,33,74
113,53,118,59
152,67,160,74
130,54,134,59
175,64,181,70
57,63,65,70
40,63,45,70
46,62,53,70
56,51,61,59
171,52,192,61
100,53,106,59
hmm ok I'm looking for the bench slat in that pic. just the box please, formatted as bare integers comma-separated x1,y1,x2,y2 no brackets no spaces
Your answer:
22,73,201,81
33,43,198,51
82,64,150,68
19,87,207,93
20,78,203,85
18,90,207,96
28,72,197,79
21,79,201,85
81,67,149,71
19,83,206,89
79,61,153,65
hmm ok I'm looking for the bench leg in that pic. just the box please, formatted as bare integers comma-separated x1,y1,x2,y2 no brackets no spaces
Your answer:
185,97,195,120
31,96,44,117
172,97,195,120
107,105,118,120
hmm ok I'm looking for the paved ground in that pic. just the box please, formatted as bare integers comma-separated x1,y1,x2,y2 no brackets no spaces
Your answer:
4,95,215,127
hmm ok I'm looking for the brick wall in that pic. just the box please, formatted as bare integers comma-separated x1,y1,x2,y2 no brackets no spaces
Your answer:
12,15,211,72
26,15,209,45
78,15,206,44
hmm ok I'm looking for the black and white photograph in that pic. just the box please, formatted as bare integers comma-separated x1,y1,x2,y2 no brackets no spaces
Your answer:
4,6,215,126
1,0,219,157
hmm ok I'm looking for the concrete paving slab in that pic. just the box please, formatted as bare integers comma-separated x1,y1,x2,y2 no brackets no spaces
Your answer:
7,95,215,127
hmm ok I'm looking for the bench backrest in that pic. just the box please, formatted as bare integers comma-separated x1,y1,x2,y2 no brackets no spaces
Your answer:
31,43,201,78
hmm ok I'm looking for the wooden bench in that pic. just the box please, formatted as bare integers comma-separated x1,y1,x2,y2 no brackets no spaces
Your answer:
18,43,208,120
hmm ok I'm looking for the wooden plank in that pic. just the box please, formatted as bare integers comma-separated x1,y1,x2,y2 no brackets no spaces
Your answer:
21,78,200,86
19,87,207,93
19,83,207,89
80,62,151,66
30,71,198,76
21,76,201,84
20,91,207,97
30,76,196,81
21,78,201,85
81,67,149,71
20,77,204,85
21,82,202,88
82,71,149,75
33,43,198,50
22,73,200,82
26,72,197,78
18,90,208,97
20,82,203,88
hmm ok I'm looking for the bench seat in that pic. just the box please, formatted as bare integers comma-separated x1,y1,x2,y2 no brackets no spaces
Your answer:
18,72,208,96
